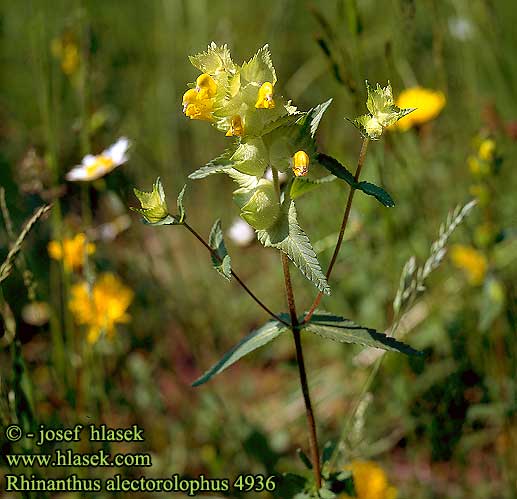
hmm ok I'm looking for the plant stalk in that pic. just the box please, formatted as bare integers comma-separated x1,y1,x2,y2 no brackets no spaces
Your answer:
183,221,289,327
303,137,369,323
272,167,322,489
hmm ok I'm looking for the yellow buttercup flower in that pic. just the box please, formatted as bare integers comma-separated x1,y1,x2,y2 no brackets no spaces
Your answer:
69,273,134,344
339,461,397,499
226,115,244,137
450,244,487,285
48,233,95,272
478,138,496,161
392,87,445,131
255,81,275,109
292,150,310,177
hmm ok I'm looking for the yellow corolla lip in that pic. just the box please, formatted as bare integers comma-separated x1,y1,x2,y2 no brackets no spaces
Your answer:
292,150,310,177
66,137,131,182
255,81,275,109
225,115,244,136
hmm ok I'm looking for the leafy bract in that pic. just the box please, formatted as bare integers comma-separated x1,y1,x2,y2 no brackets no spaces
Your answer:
303,311,422,356
192,319,289,386
189,42,236,75
257,201,331,295
240,44,277,85
208,219,231,280
132,177,179,225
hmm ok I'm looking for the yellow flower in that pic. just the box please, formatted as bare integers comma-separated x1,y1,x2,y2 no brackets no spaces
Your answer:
69,273,133,344
48,233,95,272
66,137,131,181
292,150,310,177
478,139,496,161
255,81,275,109
51,36,80,76
339,461,398,499
195,73,217,99
226,115,244,137
450,244,487,285
182,84,215,121
392,87,445,131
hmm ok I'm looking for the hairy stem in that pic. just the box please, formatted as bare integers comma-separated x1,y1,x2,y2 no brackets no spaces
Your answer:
303,138,369,323
272,167,322,489
183,221,289,327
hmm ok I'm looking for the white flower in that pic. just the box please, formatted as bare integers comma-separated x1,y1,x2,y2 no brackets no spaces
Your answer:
227,218,255,247
66,137,131,181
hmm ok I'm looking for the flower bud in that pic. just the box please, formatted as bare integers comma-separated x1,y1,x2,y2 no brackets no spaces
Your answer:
226,115,244,137
132,178,170,224
292,150,310,177
195,73,217,99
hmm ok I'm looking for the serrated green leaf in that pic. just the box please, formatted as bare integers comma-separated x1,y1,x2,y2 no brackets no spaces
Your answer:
192,319,289,386
189,42,236,75
356,181,395,207
317,153,356,186
303,312,422,356
240,44,277,85
208,219,232,280
317,154,394,207
257,202,331,295
189,148,236,180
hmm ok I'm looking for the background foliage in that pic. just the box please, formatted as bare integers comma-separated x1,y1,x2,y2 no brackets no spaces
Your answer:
1,1,516,497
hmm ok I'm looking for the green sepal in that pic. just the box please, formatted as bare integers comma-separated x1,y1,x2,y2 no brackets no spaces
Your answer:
208,219,231,280
132,177,180,225
303,311,423,356
176,184,186,223
230,138,268,176
192,318,289,386
257,201,331,295
317,154,395,207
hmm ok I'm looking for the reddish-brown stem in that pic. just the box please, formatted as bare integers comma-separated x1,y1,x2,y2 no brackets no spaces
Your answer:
183,221,289,327
303,138,370,324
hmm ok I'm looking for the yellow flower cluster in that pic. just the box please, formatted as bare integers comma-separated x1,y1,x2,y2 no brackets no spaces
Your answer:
48,233,95,272
450,244,488,286
69,273,134,344
339,461,397,499
392,86,445,131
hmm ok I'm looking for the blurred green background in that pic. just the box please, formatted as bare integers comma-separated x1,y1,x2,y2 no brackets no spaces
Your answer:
1,0,516,498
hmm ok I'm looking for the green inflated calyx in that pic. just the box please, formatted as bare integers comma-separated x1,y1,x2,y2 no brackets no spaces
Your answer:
233,179,279,230
350,81,415,140
132,177,177,225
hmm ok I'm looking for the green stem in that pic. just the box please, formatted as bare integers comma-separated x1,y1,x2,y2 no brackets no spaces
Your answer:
303,137,369,324
183,222,289,327
272,167,322,489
